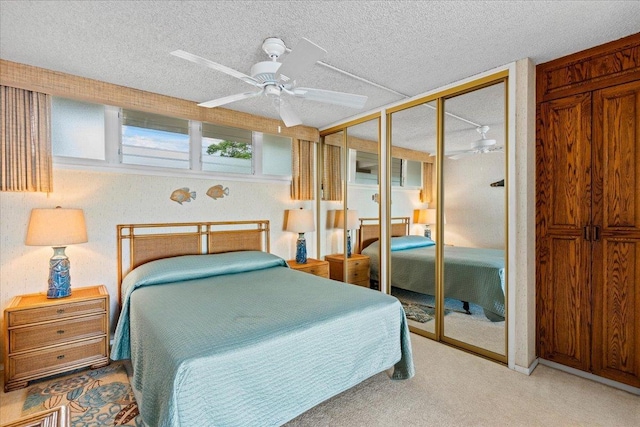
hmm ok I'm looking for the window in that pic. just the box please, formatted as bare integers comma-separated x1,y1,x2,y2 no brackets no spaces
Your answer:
52,97,105,160
50,99,293,181
352,150,419,187
260,133,292,176
405,160,422,186
121,110,190,169
354,151,378,184
202,123,252,174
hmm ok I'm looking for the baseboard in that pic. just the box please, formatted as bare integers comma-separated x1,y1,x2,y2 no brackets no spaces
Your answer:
538,358,640,396
513,358,538,375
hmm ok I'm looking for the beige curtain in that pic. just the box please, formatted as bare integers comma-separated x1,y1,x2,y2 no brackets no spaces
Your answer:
420,162,433,203
322,143,342,201
1,86,53,192
291,139,314,200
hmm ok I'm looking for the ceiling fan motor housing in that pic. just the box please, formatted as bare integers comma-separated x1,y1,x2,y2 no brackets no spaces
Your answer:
250,61,281,84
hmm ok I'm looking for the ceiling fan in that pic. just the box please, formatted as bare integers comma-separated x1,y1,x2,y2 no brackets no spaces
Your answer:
447,125,503,160
171,37,368,127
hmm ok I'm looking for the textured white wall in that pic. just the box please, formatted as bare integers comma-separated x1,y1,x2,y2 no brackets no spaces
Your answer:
0,168,314,343
442,153,506,249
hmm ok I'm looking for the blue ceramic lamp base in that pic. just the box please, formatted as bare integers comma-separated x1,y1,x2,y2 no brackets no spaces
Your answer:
295,233,308,264
424,227,432,239
47,246,72,298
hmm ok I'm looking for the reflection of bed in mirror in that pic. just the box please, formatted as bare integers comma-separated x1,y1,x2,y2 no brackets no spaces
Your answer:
358,217,505,321
111,220,414,427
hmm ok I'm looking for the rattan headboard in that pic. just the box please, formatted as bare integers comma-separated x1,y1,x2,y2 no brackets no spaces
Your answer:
358,217,410,252
117,220,270,300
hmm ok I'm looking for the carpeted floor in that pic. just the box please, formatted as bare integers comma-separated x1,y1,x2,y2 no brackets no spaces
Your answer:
1,334,638,426
21,361,141,427
393,287,506,355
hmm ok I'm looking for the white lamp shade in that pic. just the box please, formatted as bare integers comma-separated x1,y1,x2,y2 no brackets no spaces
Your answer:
285,208,315,233
414,208,437,225
26,208,88,246
335,209,359,230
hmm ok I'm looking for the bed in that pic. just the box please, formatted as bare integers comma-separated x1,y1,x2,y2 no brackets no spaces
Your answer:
358,218,505,321
110,220,414,427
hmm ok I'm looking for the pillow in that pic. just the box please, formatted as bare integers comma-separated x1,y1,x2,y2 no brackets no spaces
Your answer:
121,251,287,300
390,235,435,251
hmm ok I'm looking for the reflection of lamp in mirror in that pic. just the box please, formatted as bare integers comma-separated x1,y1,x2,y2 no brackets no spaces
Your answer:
285,208,315,264
336,209,359,257
26,207,88,298
414,208,436,239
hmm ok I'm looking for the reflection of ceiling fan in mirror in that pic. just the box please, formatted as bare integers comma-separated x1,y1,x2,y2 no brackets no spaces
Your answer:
171,37,368,128
447,125,503,160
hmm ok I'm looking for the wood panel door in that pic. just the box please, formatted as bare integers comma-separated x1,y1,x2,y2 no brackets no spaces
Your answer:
591,80,640,387
537,93,593,371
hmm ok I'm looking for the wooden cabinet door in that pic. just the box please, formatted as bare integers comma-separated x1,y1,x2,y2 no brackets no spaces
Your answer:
591,80,640,387
536,93,593,371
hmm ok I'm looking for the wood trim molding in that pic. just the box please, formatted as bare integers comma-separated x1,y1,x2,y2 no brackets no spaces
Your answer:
0,59,319,142
537,32,640,102
323,132,433,162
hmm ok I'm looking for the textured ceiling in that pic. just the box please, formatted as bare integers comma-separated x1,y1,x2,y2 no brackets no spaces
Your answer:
1,1,638,140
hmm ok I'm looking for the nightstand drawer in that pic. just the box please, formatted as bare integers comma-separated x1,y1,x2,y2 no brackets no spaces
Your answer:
8,337,108,381
346,263,369,282
10,314,107,353
8,299,106,327
295,263,329,277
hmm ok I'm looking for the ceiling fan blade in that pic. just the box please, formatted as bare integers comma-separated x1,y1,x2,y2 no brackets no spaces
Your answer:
275,38,326,83
448,151,475,160
274,99,302,127
198,90,263,108
171,50,258,86
292,87,368,109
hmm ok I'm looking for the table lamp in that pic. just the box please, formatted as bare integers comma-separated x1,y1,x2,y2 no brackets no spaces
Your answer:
285,208,315,264
26,207,88,298
336,209,359,257
414,208,436,239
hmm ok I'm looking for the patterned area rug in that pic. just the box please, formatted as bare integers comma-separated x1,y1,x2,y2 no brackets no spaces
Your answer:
22,362,142,427
401,301,436,323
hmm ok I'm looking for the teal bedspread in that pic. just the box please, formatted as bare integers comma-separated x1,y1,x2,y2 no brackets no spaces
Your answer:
111,251,413,427
363,238,505,319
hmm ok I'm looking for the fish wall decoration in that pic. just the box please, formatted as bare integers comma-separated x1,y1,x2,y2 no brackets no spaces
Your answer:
170,188,196,204
207,185,230,200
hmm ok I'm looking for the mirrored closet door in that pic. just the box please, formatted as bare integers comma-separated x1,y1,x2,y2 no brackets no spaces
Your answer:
441,79,507,360
388,100,438,338
320,116,381,289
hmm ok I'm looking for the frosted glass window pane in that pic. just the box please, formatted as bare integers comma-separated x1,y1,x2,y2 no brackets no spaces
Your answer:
262,134,291,176
406,160,422,186
52,97,105,160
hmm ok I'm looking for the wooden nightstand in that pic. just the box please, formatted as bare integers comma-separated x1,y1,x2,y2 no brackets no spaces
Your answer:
287,258,330,278
3,285,110,392
324,253,371,287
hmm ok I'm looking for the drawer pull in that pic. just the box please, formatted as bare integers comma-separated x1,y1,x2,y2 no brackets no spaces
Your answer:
57,330,65,334
57,309,65,314
57,355,65,360
309,269,317,273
